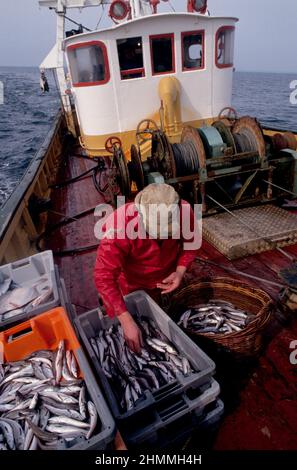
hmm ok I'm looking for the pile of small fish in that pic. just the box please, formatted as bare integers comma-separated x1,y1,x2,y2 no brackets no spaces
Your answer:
178,300,254,335
0,272,53,323
0,340,98,450
91,317,193,412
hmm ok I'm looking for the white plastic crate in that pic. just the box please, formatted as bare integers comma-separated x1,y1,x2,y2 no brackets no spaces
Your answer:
0,251,59,329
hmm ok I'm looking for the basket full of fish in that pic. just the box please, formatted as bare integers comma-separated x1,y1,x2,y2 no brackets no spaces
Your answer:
0,307,115,450
75,291,220,447
170,278,273,357
0,251,61,330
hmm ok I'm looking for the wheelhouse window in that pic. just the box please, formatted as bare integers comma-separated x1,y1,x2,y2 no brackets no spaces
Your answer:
117,37,145,80
150,34,175,75
67,41,110,86
216,26,235,68
182,31,204,71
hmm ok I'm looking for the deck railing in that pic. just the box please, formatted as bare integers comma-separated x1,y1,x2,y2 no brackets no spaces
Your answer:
0,111,66,264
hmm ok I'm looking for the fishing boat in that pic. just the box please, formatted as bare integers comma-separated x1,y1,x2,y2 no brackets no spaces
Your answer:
1,0,297,450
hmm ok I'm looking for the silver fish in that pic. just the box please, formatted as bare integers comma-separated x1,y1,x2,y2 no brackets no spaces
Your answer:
1,417,24,449
62,358,75,382
29,356,53,368
90,318,196,413
86,401,97,440
39,391,78,404
0,420,15,450
142,368,160,390
70,353,79,379
65,350,72,374
42,362,54,380
48,416,89,429
24,413,39,450
39,408,50,430
26,419,58,441
0,287,38,315
146,337,165,353
35,438,60,450
151,338,178,356
46,424,87,436
29,435,38,451
32,362,47,381
90,338,99,358
29,393,39,410
0,365,5,382
79,386,86,419
130,386,139,403
43,404,84,422
0,364,33,386
129,376,142,395
54,340,65,383
181,357,191,375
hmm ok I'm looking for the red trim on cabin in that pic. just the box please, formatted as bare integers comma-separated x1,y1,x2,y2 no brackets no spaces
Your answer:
181,30,205,72
67,40,110,87
120,68,145,79
149,33,175,76
215,26,235,69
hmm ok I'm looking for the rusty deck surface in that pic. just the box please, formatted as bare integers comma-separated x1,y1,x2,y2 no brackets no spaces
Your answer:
46,150,297,450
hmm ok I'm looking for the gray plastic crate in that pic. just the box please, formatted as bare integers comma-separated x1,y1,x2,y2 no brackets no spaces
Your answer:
156,399,225,450
0,251,60,329
75,290,218,446
56,273,75,321
125,379,220,447
200,399,224,429
131,396,224,449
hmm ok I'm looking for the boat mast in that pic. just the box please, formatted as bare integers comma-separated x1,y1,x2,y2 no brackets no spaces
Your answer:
54,1,76,134
129,0,152,18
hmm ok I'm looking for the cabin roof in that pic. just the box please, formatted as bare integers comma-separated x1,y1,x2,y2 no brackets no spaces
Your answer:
63,12,239,47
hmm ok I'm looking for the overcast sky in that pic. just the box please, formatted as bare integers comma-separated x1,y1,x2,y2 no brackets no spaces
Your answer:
0,0,296,73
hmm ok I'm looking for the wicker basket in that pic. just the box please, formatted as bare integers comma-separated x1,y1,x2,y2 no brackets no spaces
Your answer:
169,277,273,357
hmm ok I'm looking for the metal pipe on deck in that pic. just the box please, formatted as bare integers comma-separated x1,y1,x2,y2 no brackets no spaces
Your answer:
158,77,182,136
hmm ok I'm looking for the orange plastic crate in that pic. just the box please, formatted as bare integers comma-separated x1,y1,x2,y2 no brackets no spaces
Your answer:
0,307,80,364
0,307,116,450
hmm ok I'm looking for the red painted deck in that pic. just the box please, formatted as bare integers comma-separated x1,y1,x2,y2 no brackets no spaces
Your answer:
46,149,297,450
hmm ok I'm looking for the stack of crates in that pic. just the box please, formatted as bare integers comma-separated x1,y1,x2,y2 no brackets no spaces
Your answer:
75,290,224,448
0,252,224,449
0,251,116,450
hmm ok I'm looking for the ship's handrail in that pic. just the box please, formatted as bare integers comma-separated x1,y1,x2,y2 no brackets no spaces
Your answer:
0,110,64,243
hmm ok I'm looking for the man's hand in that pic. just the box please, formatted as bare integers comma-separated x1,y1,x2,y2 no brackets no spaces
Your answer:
118,311,143,353
156,266,186,294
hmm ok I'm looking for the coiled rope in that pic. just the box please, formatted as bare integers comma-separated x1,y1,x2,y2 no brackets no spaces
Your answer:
171,141,200,176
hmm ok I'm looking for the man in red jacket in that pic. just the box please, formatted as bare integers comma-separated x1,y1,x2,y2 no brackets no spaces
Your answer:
94,184,200,353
